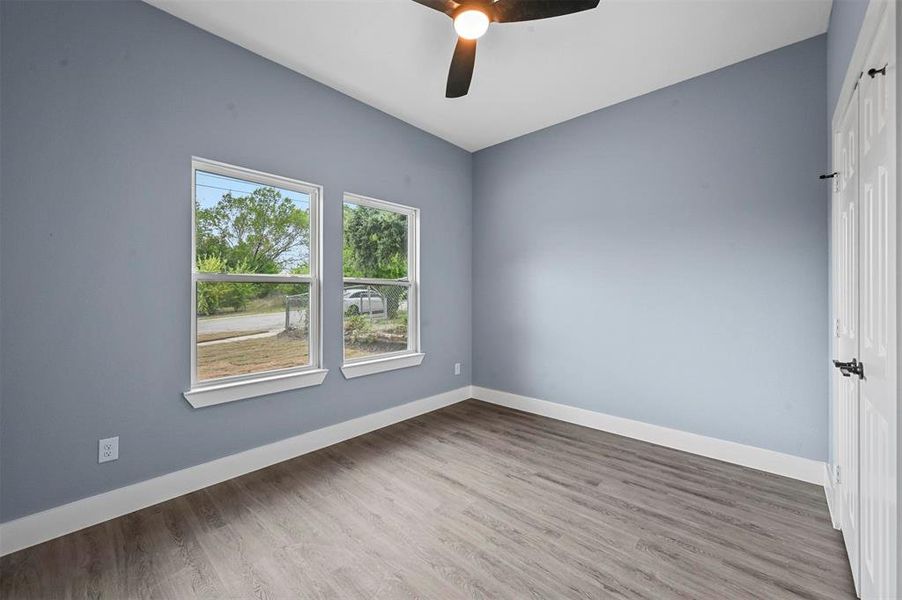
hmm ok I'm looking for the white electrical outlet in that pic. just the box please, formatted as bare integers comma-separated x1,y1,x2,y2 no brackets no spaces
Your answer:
454,362,461,375
99,437,119,463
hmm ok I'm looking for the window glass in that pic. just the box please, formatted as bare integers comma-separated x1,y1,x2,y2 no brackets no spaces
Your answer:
196,281,310,380
342,196,416,364
342,202,408,279
196,170,311,275
191,161,320,389
343,283,409,360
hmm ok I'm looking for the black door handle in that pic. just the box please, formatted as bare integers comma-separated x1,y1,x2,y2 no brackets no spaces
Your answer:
833,358,865,379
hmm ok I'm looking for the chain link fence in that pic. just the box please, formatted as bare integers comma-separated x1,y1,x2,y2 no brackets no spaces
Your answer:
343,283,409,359
284,292,309,337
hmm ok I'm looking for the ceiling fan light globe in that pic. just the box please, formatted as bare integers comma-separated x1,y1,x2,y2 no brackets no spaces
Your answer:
453,9,489,40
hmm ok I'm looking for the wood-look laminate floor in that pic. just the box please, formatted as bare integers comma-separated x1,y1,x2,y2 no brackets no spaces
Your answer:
1,400,854,599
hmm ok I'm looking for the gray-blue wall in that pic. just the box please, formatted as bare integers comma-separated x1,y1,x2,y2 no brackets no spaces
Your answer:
0,0,840,525
472,36,829,461
0,0,472,522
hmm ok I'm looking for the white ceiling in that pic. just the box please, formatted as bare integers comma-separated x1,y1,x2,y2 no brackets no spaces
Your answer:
147,0,832,151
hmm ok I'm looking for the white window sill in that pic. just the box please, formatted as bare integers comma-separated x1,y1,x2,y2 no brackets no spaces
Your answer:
341,352,425,379
184,368,329,408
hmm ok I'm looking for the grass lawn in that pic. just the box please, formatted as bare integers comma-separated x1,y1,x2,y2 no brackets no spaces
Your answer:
198,333,309,380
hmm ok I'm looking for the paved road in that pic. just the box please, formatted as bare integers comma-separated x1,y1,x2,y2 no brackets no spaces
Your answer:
197,311,285,335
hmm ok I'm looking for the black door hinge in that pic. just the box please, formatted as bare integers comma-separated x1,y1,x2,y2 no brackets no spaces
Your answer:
833,358,865,379
868,64,887,78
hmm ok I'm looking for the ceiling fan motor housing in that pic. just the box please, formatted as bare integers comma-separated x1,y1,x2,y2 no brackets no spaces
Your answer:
412,0,601,97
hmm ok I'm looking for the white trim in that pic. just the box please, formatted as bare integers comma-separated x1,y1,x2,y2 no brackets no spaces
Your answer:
341,352,426,379
343,191,418,216
184,368,329,408
0,386,470,557
824,463,841,530
194,272,312,284
343,277,409,286
471,386,826,485
342,192,421,367
189,158,324,397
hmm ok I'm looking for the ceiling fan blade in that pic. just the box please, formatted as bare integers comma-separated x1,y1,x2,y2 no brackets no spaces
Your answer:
492,0,600,23
410,0,458,17
446,37,477,98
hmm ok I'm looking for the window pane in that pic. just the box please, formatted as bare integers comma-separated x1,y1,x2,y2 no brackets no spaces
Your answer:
343,283,409,360
196,281,309,381
195,170,311,275
343,202,408,278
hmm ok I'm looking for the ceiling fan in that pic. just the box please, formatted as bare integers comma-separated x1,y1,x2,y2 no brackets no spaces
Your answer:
412,0,600,98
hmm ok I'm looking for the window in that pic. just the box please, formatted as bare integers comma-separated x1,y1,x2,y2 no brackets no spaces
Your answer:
341,193,423,378
184,159,326,407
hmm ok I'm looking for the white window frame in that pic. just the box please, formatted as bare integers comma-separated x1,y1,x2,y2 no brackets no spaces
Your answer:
341,192,423,378
184,158,327,408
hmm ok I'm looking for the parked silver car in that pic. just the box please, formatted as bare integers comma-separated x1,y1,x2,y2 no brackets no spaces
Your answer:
343,287,386,316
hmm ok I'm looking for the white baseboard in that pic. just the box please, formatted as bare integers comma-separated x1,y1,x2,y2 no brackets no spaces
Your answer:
0,385,829,556
0,386,471,557
471,386,826,486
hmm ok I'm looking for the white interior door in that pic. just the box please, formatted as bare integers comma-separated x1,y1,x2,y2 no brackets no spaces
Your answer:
857,10,897,598
834,85,861,593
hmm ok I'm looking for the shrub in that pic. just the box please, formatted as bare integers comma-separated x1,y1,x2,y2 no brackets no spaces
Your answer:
344,314,374,343
195,255,255,315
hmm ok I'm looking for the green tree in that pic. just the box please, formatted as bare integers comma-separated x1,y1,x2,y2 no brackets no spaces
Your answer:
196,187,309,274
342,205,407,279
343,204,408,318
195,256,256,315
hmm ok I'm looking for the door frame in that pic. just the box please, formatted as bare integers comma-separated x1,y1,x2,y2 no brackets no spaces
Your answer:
831,83,861,589
827,0,898,597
